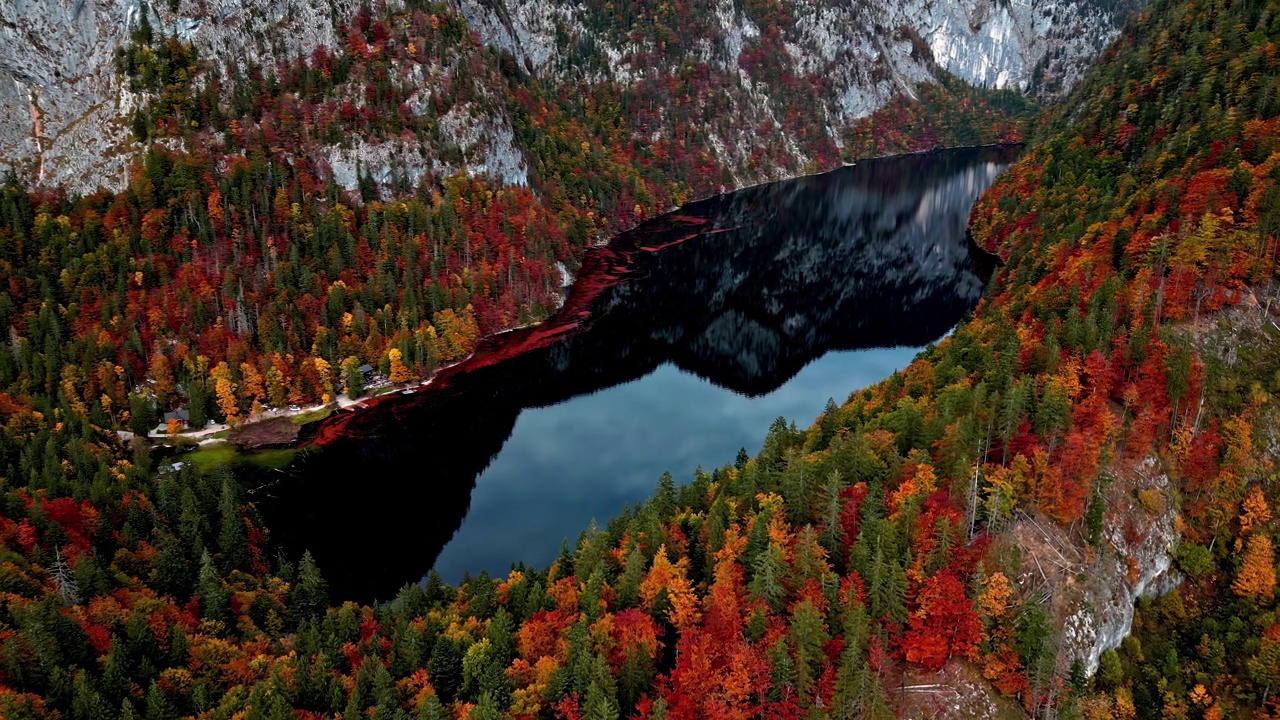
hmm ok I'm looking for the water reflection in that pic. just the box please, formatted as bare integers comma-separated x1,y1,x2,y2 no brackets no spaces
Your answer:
431,348,922,582
262,146,1018,602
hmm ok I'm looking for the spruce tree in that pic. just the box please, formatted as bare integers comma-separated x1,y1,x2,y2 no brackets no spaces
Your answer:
196,551,230,627
427,636,463,704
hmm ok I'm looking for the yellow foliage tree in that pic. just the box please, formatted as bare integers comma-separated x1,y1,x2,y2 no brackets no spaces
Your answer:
1240,486,1272,535
60,365,88,418
313,357,334,404
265,363,287,409
888,461,937,517
148,350,175,407
239,361,265,417
640,545,701,631
432,306,479,362
979,571,1015,619
211,361,239,425
388,348,410,384
1233,533,1277,601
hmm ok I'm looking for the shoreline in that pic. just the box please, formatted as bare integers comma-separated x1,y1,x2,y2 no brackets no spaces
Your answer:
176,143,1021,450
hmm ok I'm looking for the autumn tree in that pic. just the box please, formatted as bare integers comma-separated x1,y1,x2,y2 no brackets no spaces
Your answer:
639,545,700,631
240,361,266,416
266,362,287,408
902,570,982,670
1241,486,1272,535
1233,534,1277,601
211,361,239,425
313,357,335,403
148,350,175,407
389,347,410,383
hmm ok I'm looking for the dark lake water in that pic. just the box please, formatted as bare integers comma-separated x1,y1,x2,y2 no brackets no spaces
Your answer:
429,348,921,581
263,145,1019,602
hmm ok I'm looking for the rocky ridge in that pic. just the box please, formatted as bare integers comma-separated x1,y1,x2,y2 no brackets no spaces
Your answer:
459,0,1138,127
2,0,1139,193
1,0,357,191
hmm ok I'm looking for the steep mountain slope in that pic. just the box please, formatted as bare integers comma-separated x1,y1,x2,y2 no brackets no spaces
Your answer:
0,0,1043,431
0,0,358,189
461,0,1137,103
3,0,1279,718
965,0,1280,712
1,0,1137,194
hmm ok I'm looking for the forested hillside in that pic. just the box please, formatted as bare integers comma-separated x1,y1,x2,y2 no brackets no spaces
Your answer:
0,0,1029,433
1,0,1279,718
2,0,1125,194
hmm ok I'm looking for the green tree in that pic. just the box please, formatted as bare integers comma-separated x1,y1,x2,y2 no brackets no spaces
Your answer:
790,599,829,705
128,393,157,436
341,356,365,397
289,551,329,625
428,636,463,704
196,551,229,627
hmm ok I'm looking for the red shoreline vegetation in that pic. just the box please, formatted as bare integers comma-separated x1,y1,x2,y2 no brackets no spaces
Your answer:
0,0,1031,444
310,215,717,446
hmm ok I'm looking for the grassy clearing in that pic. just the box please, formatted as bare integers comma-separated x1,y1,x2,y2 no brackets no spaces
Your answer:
290,407,333,425
184,443,238,470
180,443,298,472
245,447,297,469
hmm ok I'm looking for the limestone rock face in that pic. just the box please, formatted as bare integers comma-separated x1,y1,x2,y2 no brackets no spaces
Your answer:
457,0,1136,120
1,0,356,193
1014,456,1181,678
1,0,1139,194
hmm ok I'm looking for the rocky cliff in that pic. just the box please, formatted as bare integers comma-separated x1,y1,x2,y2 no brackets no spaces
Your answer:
1017,456,1181,678
1,0,356,191
461,0,1136,101
1,0,1139,194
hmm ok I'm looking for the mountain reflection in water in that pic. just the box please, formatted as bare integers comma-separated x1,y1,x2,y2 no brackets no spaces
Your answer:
262,146,1019,602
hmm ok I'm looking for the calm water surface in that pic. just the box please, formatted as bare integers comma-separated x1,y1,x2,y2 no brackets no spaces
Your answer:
431,347,920,581
266,146,1019,601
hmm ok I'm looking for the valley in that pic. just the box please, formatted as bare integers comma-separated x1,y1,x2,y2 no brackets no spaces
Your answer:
1,0,1279,718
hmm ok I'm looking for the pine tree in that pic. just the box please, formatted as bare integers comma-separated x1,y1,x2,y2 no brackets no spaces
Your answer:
144,681,174,720
748,540,787,611
217,475,248,570
582,655,621,720
428,636,463,704
789,599,829,706
196,551,230,627
617,543,646,607
820,470,846,559
417,694,447,720
150,531,194,598
289,551,329,624
866,540,905,625
814,397,841,451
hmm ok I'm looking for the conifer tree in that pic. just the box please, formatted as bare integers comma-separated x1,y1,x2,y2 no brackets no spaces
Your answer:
196,551,230,627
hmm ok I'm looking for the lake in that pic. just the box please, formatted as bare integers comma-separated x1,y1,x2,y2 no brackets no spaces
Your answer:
262,145,1019,601
430,347,922,581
